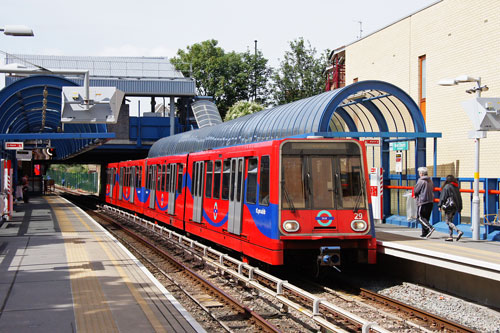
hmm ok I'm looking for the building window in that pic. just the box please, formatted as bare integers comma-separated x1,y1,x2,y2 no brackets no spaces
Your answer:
419,55,426,120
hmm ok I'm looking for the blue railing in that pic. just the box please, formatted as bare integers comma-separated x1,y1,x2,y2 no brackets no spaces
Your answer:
384,175,500,241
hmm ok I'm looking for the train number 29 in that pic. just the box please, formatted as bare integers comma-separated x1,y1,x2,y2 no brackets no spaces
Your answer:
354,212,363,220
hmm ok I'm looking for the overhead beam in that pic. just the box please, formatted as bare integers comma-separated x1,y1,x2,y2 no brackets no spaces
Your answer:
0,132,115,140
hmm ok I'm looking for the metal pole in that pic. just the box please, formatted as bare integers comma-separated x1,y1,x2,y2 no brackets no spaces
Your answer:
471,78,482,241
170,97,175,136
472,138,480,240
254,40,257,101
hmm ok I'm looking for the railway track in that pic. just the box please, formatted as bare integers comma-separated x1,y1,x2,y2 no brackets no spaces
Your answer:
61,191,479,332
88,202,282,332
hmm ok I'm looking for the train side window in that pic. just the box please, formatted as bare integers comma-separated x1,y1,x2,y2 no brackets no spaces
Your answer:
137,166,142,188
205,161,213,198
213,161,221,199
192,162,198,196
259,156,270,206
165,164,170,192
157,165,162,191
222,159,231,200
177,164,183,194
246,158,258,204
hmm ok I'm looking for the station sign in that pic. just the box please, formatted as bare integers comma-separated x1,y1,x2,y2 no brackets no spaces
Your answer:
363,138,381,147
16,150,32,161
5,142,24,150
390,141,408,151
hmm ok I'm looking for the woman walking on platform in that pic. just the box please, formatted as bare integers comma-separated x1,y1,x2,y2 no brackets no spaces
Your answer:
439,175,464,241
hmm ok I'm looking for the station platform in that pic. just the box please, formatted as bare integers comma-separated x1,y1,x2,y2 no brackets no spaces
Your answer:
0,195,205,332
375,223,500,307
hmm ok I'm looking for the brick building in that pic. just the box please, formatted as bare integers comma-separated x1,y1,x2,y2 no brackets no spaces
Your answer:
326,0,500,179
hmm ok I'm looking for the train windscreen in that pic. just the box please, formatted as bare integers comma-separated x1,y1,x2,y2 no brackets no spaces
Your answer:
281,141,366,210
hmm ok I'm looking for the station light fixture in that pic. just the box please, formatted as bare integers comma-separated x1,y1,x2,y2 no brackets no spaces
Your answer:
0,25,34,37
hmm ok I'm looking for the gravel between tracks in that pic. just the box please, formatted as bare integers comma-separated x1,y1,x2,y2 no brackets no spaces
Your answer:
378,282,500,333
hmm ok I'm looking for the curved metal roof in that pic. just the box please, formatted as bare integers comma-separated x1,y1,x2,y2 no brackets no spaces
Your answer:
0,75,108,159
149,80,426,157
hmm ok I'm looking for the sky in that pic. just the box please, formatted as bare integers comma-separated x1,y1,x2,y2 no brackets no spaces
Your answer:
1,0,438,67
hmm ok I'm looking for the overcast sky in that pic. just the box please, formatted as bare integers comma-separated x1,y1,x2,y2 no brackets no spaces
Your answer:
2,0,438,67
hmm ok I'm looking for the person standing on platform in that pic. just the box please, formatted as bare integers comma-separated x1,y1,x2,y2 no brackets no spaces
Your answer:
439,175,464,242
414,167,435,238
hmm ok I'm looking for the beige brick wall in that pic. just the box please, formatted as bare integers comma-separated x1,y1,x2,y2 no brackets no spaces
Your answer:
344,0,500,180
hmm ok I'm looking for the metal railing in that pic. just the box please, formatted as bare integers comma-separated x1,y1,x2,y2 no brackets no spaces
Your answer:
47,170,98,194
385,176,500,238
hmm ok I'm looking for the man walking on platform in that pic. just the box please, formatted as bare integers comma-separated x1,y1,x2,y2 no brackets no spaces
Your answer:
414,167,435,238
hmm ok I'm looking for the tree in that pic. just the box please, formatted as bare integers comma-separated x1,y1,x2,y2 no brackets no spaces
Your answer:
271,38,329,105
171,40,271,118
224,100,265,121
242,49,272,106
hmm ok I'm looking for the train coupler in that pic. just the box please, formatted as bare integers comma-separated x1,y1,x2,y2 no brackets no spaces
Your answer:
317,246,341,266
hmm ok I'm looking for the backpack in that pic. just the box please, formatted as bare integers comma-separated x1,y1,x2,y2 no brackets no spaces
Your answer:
442,196,455,211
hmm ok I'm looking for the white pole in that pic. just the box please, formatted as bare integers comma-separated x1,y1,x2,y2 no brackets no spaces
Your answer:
471,138,480,240
471,78,482,241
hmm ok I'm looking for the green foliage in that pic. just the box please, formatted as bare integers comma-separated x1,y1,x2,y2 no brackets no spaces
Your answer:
171,40,271,118
271,38,329,105
49,164,90,173
224,101,265,121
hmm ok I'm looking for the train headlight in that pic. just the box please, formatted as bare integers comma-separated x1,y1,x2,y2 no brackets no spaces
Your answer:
351,220,367,232
283,220,300,232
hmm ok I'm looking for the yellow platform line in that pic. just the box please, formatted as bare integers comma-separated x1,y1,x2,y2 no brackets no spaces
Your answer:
53,197,167,333
49,197,118,333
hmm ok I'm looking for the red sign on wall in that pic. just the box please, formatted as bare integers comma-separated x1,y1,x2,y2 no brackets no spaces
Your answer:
5,142,24,150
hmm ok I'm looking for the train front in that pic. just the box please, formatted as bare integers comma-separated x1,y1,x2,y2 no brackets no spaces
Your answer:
278,139,376,267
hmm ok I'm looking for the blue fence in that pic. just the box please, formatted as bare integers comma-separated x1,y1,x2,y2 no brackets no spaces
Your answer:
385,175,500,241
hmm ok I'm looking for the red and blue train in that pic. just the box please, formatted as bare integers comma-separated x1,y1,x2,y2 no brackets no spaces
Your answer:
106,137,377,267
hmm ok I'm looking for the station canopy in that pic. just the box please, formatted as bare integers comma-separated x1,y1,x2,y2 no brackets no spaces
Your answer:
149,80,434,157
0,75,111,160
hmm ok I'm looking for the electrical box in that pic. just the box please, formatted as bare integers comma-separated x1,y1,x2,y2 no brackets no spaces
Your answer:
61,87,125,124
461,97,500,131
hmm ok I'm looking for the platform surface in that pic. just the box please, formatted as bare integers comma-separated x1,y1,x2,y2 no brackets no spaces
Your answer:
375,223,500,281
0,196,205,332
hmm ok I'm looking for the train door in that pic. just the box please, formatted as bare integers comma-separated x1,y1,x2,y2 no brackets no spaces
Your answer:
118,167,124,200
130,166,135,204
168,164,177,215
228,157,245,235
149,165,157,209
192,161,204,223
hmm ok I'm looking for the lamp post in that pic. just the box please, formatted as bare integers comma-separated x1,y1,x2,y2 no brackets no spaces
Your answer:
0,25,34,37
438,75,489,241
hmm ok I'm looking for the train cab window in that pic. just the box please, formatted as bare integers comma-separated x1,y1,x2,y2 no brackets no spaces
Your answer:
281,157,306,209
310,157,335,209
338,156,365,209
213,161,221,199
259,156,270,206
222,160,231,200
246,158,258,204
205,161,213,198
177,164,183,194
